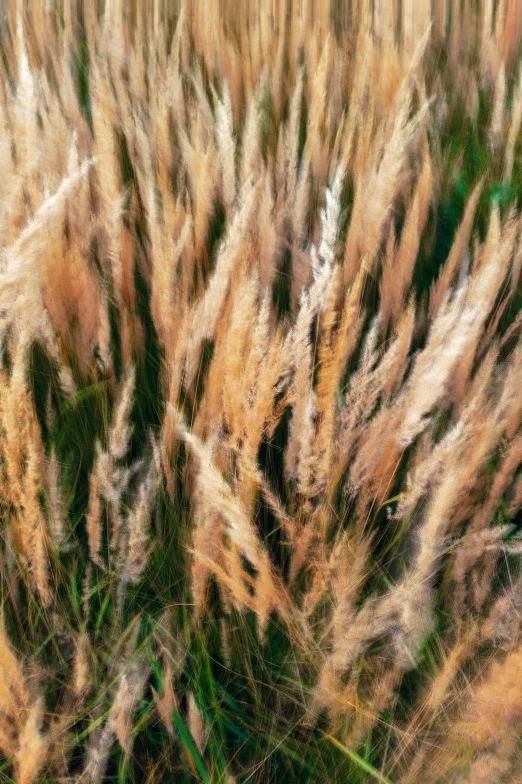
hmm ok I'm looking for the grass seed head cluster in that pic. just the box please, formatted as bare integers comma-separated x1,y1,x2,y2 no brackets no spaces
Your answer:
1,1,522,782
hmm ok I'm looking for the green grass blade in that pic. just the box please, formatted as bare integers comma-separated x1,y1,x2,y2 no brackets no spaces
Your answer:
324,735,394,784
172,707,212,784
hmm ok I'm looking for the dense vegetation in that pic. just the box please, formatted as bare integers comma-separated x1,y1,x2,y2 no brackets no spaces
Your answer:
1,2,522,782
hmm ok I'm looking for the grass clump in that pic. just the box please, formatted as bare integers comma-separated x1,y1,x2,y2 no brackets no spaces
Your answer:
2,2,522,782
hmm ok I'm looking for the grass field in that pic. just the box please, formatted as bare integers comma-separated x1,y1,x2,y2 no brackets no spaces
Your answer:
1,2,522,782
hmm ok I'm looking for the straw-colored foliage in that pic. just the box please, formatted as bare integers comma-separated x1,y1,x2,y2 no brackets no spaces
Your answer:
1,1,522,781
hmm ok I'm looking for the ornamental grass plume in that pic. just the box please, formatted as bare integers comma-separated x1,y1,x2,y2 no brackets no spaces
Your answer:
3,2,522,782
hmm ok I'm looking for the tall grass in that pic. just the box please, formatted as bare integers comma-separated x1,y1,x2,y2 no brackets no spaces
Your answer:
1,1,522,781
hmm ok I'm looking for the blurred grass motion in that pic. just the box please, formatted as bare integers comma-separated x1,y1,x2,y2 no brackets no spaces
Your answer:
1,1,522,783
